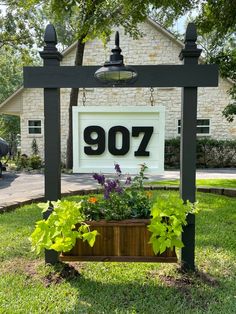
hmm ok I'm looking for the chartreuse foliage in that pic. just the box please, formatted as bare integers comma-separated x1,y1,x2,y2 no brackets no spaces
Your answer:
30,200,98,254
148,194,199,254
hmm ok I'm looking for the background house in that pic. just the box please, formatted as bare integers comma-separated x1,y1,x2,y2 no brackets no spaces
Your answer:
0,19,234,164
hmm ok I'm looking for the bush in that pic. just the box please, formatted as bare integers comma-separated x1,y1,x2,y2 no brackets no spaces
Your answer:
16,154,29,170
165,138,180,168
29,155,43,170
165,138,236,168
16,154,43,170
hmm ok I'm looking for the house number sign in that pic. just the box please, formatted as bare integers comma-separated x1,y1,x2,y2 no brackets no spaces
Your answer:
73,106,165,174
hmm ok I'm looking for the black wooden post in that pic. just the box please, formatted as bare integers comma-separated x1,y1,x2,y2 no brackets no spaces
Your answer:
179,24,202,271
39,24,63,264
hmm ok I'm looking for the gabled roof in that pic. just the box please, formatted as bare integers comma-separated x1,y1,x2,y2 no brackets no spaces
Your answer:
0,86,24,114
147,18,184,49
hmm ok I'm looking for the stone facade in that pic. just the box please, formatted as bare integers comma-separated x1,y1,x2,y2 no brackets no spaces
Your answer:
1,19,235,160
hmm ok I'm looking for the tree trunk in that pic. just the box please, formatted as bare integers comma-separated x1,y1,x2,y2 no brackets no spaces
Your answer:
66,39,85,169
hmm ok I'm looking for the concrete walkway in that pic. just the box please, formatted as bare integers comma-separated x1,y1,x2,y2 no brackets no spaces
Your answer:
1,169,236,210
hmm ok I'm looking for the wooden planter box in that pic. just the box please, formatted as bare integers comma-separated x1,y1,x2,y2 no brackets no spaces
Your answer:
60,219,177,263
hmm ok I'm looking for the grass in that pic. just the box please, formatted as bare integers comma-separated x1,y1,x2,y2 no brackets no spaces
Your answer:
146,179,236,188
0,191,236,313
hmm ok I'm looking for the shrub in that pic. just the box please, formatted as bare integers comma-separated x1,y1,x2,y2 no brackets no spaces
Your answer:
165,138,236,168
29,155,43,170
16,154,29,170
16,153,43,170
197,138,236,168
165,138,180,168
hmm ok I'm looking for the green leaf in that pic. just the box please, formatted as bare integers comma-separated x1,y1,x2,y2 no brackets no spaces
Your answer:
36,202,50,213
151,238,161,255
172,238,184,249
150,206,160,218
159,241,167,254
82,230,99,247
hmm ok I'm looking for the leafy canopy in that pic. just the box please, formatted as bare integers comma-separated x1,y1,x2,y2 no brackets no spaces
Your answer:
154,0,236,122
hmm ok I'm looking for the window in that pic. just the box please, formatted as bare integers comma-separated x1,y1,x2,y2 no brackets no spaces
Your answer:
28,120,42,135
178,119,210,135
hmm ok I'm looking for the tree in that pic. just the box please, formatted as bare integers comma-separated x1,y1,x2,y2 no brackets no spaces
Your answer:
195,0,236,122
0,49,23,103
0,5,46,159
0,3,46,91
0,114,20,157
155,0,236,122
0,3,46,52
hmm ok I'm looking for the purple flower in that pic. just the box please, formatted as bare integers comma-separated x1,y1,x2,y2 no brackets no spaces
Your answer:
103,179,118,199
125,176,132,185
93,173,105,185
105,180,117,191
115,186,123,194
104,189,110,199
114,163,121,174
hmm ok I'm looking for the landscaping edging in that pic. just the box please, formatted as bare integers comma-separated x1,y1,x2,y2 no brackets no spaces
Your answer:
147,185,236,197
0,186,235,214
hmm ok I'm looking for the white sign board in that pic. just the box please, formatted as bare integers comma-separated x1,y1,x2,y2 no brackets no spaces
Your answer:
73,106,165,174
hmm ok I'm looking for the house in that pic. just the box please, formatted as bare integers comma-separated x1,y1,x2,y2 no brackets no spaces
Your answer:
0,18,235,166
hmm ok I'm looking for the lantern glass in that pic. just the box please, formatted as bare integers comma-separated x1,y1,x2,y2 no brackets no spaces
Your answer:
95,65,137,83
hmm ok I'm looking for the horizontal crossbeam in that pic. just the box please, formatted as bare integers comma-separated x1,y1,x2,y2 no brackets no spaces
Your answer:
24,64,218,88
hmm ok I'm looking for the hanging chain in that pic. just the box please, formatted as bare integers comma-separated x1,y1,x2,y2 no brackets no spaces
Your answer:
150,87,154,106
82,88,86,106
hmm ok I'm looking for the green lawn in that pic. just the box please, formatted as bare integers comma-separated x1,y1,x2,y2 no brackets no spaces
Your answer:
0,191,236,313
147,179,236,189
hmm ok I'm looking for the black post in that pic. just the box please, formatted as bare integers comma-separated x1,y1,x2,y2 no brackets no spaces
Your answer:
179,23,202,271
40,24,63,264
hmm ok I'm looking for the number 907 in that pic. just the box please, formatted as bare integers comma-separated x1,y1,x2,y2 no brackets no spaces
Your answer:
84,125,153,156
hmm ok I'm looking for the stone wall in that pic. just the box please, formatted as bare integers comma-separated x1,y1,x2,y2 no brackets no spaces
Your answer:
20,20,235,160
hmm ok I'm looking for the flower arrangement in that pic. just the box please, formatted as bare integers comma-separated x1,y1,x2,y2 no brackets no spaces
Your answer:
30,164,199,257
81,163,152,221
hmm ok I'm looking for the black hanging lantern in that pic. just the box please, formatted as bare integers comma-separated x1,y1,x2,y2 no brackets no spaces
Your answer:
94,31,137,84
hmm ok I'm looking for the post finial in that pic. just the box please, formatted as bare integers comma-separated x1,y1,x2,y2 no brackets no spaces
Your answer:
115,31,120,48
40,24,62,61
179,22,202,61
185,23,197,43
44,24,57,46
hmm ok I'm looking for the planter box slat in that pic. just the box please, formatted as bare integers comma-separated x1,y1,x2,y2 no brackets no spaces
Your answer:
60,219,177,263
60,255,177,263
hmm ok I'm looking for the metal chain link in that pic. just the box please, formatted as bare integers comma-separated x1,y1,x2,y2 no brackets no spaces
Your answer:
82,88,86,106
150,87,154,106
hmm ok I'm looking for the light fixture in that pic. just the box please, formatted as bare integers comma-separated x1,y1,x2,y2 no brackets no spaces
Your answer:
94,31,137,85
